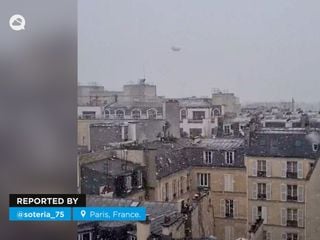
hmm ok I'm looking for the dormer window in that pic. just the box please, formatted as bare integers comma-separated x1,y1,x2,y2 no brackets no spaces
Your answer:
312,144,319,152
204,151,213,164
225,151,235,165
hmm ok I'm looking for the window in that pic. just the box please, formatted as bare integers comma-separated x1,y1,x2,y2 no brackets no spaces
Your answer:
204,151,213,164
224,125,231,134
258,183,267,200
225,200,234,218
147,109,157,119
287,161,298,179
180,109,187,120
256,206,268,223
82,111,96,119
197,173,209,187
212,108,220,117
80,233,92,240
104,109,110,119
131,109,141,119
192,111,205,120
190,128,202,137
165,183,169,201
313,143,319,152
173,179,177,199
257,160,267,177
115,109,124,119
286,233,298,240
287,209,298,227
125,175,132,192
225,151,235,165
262,231,271,240
287,185,297,201
180,176,184,194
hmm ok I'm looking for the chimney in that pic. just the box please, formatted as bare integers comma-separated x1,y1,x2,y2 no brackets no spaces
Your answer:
136,215,151,240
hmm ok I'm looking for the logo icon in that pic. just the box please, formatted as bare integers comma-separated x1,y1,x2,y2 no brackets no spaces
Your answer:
9,14,26,31
80,210,86,218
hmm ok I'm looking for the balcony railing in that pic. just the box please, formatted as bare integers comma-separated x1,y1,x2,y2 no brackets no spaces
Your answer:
287,195,298,201
287,172,298,179
287,220,298,227
257,171,267,177
257,193,267,200
188,119,203,123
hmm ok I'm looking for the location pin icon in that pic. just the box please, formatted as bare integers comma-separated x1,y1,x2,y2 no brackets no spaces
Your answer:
80,210,86,218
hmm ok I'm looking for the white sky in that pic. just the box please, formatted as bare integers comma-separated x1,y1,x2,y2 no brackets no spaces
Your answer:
79,0,320,103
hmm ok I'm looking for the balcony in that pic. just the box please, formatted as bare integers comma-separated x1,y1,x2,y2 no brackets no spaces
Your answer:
287,220,298,227
188,119,203,123
257,171,267,177
287,172,298,179
197,186,210,192
225,212,234,218
257,193,267,200
287,195,298,201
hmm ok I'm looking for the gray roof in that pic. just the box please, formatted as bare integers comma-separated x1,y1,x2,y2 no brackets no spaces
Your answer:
247,128,320,159
105,101,163,110
83,158,141,176
177,98,213,108
196,138,244,150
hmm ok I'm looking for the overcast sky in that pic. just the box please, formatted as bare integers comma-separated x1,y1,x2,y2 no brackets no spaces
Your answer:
79,0,320,103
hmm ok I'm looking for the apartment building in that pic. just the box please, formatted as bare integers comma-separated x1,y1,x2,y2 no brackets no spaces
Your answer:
146,138,248,240
178,98,222,137
246,128,320,240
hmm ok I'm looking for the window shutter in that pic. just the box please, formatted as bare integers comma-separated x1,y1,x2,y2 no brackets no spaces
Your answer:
298,162,303,179
234,200,238,218
281,233,287,240
266,183,272,200
298,209,304,227
252,160,257,176
162,186,165,201
224,151,227,164
281,184,287,201
224,226,231,240
224,175,228,191
266,160,271,177
208,173,211,188
197,173,200,187
230,175,234,192
281,208,287,226
252,183,258,200
298,185,304,202
281,161,287,178
266,231,271,240
203,151,206,163
262,207,268,224
252,206,258,223
220,199,225,217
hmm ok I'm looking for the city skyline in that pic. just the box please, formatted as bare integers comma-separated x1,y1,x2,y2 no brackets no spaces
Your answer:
79,0,320,103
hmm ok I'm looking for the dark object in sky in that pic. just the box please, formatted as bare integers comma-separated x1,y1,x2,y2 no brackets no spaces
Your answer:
171,46,181,52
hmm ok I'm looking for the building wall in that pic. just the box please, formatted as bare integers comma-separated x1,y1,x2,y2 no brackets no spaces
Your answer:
306,161,320,240
163,100,181,138
78,120,92,148
156,169,190,202
190,167,248,240
246,156,314,240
